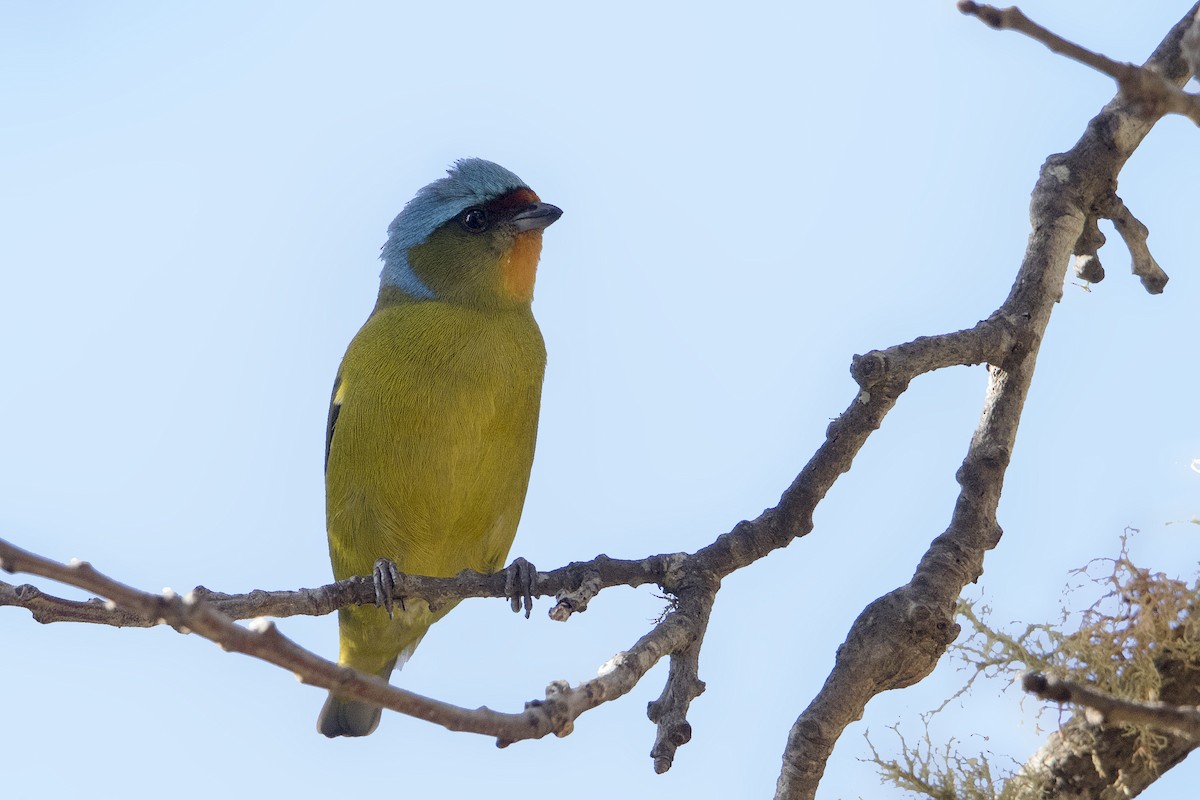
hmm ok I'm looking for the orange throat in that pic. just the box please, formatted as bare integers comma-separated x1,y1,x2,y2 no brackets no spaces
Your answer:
501,231,542,302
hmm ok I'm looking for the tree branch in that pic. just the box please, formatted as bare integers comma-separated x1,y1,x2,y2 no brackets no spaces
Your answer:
958,2,1200,125
1016,666,1200,798
0,543,681,627
1100,192,1170,293
0,536,710,746
1024,672,1200,740
774,4,1200,798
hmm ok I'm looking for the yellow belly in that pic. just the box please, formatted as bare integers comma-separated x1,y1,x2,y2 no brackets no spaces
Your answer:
325,300,545,674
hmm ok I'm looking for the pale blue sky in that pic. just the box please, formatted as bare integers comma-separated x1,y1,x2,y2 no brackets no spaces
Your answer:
3,2,1198,798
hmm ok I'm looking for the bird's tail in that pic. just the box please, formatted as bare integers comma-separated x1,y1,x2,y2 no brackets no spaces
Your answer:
317,695,383,737
316,656,398,738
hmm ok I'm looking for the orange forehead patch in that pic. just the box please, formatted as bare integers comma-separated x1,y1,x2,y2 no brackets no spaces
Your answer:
501,230,543,301
485,187,540,213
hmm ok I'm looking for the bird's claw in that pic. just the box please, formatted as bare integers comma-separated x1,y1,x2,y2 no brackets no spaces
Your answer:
373,558,404,619
504,556,537,619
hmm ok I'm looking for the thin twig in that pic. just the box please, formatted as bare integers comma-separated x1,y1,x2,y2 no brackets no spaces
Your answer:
1024,672,1200,740
0,542,681,626
1072,214,1107,283
1100,192,1169,294
958,2,1200,124
0,536,701,746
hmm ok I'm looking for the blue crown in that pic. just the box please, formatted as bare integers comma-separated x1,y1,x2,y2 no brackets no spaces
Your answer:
379,159,529,298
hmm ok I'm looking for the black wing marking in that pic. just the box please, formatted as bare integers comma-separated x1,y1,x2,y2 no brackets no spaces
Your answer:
325,373,343,474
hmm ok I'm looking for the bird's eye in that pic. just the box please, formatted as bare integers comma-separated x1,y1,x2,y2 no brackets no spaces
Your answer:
460,208,489,232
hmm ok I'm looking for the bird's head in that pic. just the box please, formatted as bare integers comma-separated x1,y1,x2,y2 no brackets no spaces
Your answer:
379,158,562,310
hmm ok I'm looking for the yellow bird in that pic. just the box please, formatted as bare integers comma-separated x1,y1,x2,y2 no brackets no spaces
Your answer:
317,159,561,737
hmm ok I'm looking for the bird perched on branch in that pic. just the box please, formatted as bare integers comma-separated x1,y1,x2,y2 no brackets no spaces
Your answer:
317,159,562,737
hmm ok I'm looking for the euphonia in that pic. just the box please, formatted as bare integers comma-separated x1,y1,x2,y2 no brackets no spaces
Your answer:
317,159,561,737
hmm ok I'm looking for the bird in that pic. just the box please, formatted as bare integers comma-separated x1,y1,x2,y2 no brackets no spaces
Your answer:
317,158,561,737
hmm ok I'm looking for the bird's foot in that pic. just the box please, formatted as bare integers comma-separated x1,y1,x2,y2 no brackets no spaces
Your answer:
504,556,538,619
373,558,405,619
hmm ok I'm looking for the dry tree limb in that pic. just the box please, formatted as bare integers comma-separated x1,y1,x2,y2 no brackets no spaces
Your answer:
1072,193,1168,292
0,537,707,747
1024,672,1200,740
959,2,1200,125
774,4,1200,799
646,589,713,774
1072,214,1107,283
1186,7,1200,77
0,546,683,627
1100,192,1170,293
962,2,1200,296
1016,661,1200,798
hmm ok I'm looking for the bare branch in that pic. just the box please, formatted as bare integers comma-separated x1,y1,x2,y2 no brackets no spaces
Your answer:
958,3,1135,78
0,541,681,627
1072,213,1107,283
0,535,712,747
1185,7,1200,79
774,4,1200,798
1071,192,1167,293
550,566,603,621
646,590,713,774
1100,192,1169,294
958,2,1200,125
1024,672,1200,740
850,319,1017,390
1003,538,1200,797
0,579,153,626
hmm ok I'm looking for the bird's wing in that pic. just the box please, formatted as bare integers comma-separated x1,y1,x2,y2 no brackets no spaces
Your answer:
325,372,343,473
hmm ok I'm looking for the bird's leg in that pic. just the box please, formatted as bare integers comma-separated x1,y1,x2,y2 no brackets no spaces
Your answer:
503,556,537,619
372,558,405,619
